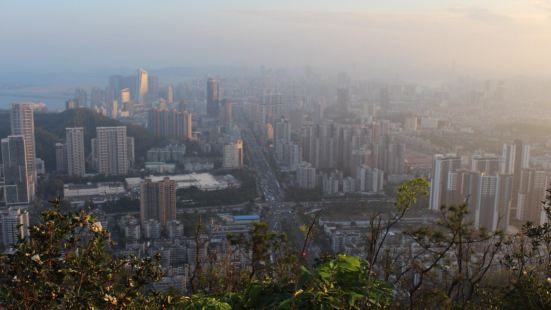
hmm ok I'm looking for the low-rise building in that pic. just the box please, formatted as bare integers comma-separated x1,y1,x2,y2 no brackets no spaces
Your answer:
63,182,127,207
145,162,176,173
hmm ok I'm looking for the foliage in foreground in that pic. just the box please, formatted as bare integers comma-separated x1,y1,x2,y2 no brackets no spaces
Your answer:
0,199,394,309
1,179,551,309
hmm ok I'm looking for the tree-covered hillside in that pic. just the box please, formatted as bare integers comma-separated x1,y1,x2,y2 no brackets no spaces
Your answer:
0,108,176,170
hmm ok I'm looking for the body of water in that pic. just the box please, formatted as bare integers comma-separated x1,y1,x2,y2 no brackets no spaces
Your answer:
0,91,70,111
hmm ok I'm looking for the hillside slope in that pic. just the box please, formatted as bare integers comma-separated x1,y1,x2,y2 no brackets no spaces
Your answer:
0,108,172,170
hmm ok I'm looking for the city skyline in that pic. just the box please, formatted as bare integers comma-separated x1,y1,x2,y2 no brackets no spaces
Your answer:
1,2,551,305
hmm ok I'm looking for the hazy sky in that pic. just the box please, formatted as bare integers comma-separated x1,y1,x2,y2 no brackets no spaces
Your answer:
1,0,551,79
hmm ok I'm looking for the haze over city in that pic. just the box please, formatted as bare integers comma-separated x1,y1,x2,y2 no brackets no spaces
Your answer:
1,1,551,309
2,0,551,82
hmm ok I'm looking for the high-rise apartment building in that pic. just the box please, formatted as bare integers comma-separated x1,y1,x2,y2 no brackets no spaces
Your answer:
428,156,514,231
65,127,86,177
127,137,135,167
385,143,406,175
223,139,244,169
147,108,192,139
1,136,30,205
501,141,530,175
10,103,36,200
95,126,130,176
120,88,131,105
287,143,302,171
470,173,513,232
120,88,132,116
140,177,177,226
181,111,193,140
109,100,118,119
429,154,462,210
166,220,184,240
135,68,148,105
301,123,372,173
206,78,220,117
516,169,549,225
297,161,317,189
356,165,384,193
502,140,531,220
472,154,500,175
274,117,291,143
1,208,29,247
55,142,67,173
166,84,174,104
221,99,233,130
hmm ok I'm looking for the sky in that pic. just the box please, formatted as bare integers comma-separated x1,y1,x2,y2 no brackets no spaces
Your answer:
1,0,551,81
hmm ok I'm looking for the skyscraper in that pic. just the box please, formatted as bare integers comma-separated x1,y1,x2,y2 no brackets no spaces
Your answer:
1,136,29,205
180,110,192,140
166,84,174,104
223,139,244,168
1,207,29,247
502,140,531,220
127,137,135,167
147,108,192,139
297,161,317,189
429,154,462,210
274,117,291,143
206,78,220,117
140,177,177,226
356,165,385,193
472,154,500,175
95,126,130,176
109,100,118,119
65,127,86,177
221,99,232,130
385,143,406,175
10,103,36,200
501,141,530,175
55,142,67,173
136,68,148,105
473,173,513,232
516,169,549,224
120,88,131,104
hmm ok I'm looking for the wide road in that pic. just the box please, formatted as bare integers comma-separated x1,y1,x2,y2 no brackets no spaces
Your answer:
240,125,284,203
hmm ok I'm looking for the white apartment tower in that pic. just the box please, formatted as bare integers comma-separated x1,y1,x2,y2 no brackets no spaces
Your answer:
223,139,244,169
10,103,36,200
297,161,317,189
95,126,130,176
1,208,29,247
66,127,86,176
429,154,462,211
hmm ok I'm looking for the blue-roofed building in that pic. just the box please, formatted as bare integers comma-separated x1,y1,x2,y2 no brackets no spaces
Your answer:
233,215,260,223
